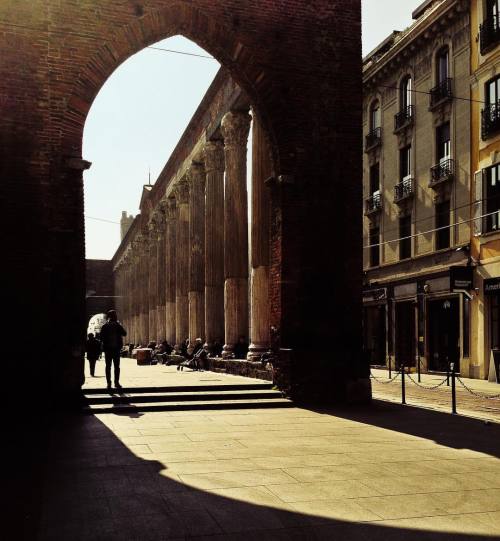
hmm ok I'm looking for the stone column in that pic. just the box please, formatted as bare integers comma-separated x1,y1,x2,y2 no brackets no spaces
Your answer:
175,180,190,351
165,197,177,346
187,163,206,352
148,224,157,343
203,140,225,354
248,115,272,360
131,249,140,344
139,235,149,344
155,207,166,341
221,110,251,357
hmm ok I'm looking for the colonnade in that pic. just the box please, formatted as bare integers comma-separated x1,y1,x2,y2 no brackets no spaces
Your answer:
114,111,272,360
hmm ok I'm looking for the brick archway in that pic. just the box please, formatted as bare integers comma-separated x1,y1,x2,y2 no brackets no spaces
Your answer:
1,0,369,406
60,3,279,167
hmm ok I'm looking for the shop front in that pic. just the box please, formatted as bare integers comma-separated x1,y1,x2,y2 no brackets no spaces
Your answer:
362,288,388,367
485,277,500,382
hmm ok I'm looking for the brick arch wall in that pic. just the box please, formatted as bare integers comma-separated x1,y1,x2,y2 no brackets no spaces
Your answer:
1,0,368,407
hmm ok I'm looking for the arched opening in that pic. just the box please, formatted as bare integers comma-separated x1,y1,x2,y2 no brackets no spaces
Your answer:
79,24,277,392
3,1,368,408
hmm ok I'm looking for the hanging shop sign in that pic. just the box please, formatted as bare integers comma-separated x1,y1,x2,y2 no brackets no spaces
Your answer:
484,277,500,295
362,287,387,302
449,265,473,292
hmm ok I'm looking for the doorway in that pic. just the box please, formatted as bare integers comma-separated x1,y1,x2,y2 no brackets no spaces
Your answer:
363,304,387,366
428,297,460,372
395,301,416,368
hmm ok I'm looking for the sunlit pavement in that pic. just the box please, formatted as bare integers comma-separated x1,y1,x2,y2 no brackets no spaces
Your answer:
34,363,500,540
371,368,500,423
82,357,267,390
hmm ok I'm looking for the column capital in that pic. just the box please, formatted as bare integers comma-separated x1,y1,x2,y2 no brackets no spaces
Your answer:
221,110,251,148
174,180,189,205
165,196,177,221
186,161,206,190
203,140,225,173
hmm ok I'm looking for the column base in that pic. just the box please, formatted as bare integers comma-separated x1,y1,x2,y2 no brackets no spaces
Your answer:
222,344,234,359
247,343,270,362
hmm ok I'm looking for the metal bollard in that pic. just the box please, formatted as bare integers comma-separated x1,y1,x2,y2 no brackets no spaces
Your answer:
446,361,450,387
417,354,421,383
451,362,457,415
388,356,392,379
401,361,406,405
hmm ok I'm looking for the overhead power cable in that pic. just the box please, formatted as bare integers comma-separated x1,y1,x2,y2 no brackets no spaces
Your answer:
375,83,486,106
363,207,500,249
0,20,217,60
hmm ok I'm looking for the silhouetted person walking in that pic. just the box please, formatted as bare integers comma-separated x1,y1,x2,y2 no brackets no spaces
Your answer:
85,333,101,377
100,310,127,391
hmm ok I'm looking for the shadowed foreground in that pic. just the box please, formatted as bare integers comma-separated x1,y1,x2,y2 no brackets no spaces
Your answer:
25,397,500,540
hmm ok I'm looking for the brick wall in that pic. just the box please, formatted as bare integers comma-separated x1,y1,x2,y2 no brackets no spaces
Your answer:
0,0,366,406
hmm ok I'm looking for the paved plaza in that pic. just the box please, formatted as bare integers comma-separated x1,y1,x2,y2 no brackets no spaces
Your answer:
31,362,500,540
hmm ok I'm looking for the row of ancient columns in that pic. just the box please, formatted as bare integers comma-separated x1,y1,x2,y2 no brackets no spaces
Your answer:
114,110,272,360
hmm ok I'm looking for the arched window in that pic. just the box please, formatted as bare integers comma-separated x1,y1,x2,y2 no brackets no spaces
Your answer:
436,46,449,85
430,46,452,107
370,100,381,131
401,75,412,109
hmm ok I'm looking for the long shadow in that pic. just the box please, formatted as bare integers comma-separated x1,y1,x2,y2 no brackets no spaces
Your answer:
312,399,500,459
24,403,500,541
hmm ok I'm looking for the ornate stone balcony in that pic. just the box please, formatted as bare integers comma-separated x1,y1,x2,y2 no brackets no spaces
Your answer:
394,105,414,132
429,158,455,189
429,78,453,109
365,127,382,152
394,177,414,204
365,191,382,216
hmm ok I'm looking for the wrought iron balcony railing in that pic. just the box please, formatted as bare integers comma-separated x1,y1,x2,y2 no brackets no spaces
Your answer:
365,191,382,215
430,158,455,188
394,177,414,203
482,102,500,140
394,105,414,132
365,127,382,151
429,78,453,108
480,14,500,55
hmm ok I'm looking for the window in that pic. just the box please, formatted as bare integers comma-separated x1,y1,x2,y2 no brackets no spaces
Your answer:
436,47,449,84
369,227,380,267
485,163,500,232
401,76,412,109
436,122,451,163
486,74,500,107
436,200,450,250
369,163,380,195
480,0,500,53
400,145,411,181
399,215,412,260
482,75,500,138
486,0,500,28
370,100,381,131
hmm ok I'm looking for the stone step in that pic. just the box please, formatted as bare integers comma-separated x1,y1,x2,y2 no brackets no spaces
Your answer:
83,382,274,395
82,398,293,414
84,389,283,405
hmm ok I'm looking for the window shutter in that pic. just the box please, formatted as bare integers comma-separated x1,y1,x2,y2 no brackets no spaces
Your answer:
474,169,484,236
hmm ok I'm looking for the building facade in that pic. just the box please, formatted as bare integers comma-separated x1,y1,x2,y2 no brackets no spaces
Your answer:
362,0,474,375
471,0,500,380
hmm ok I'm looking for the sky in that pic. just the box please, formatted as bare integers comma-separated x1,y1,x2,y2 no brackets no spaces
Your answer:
84,0,422,260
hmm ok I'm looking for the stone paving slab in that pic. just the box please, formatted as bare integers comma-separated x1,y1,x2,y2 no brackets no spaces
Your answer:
36,367,500,540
